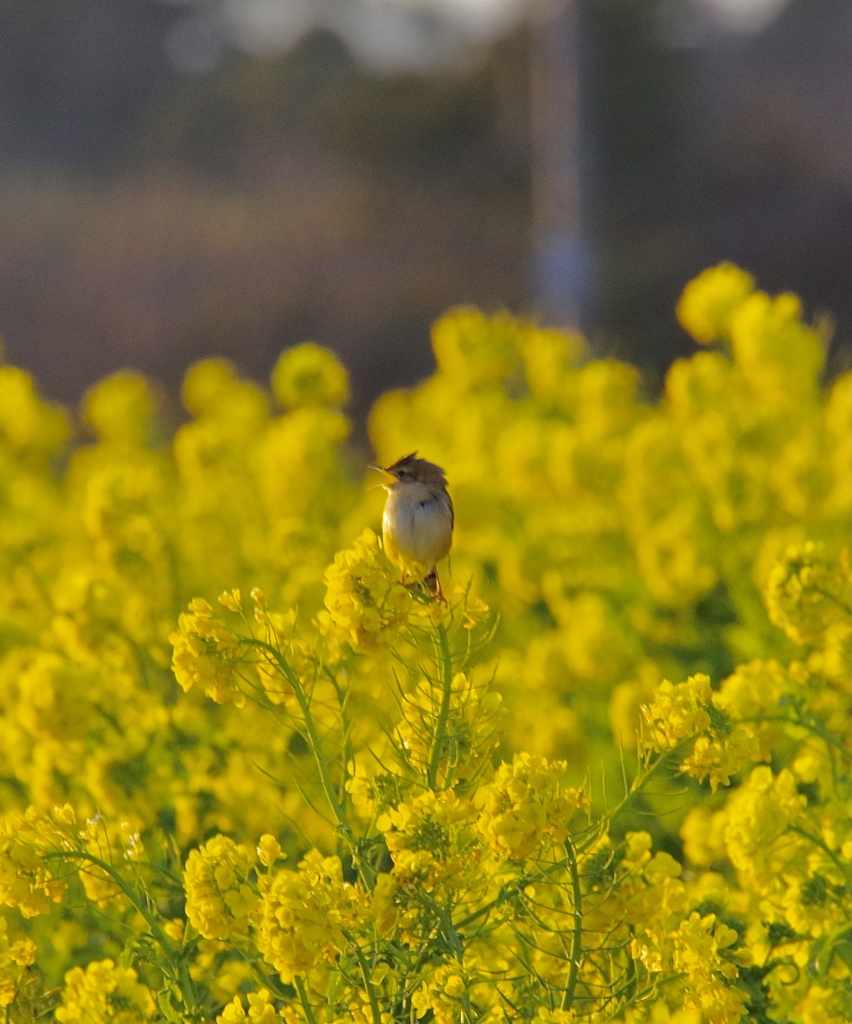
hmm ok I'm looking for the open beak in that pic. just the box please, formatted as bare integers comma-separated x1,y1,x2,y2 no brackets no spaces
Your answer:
368,464,393,490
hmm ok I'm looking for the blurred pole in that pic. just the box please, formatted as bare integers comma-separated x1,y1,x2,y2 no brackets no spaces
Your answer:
529,0,591,328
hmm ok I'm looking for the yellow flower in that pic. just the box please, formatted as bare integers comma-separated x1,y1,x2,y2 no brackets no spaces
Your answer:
371,872,398,935
320,529,420,652
728,290,824,394
0,365,70,453
183,835,258,940
170,597,246,706
680,807,727,868
257,834,283,869
255,850,357,982
764,542,851,645
412,964,470,1024
681,731,761,791
271,343,349,409
55,959,156,1023
531,1009,576,1024
671,914,750,1024
82,371,155,446
642,675,712,750
676,263,755,344
474,753,588,861
218,989,280,1024
431,307,521,388
0,809,69,917
723,766,806,887
796,984,851,1024
519,325,585,408
181,357,270,427
219,588,243,613
0,919,37,1007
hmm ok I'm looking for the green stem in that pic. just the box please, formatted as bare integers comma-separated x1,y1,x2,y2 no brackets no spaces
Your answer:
427,624,454,790
243,637,379,889
242,957,292,1003
46,850,197,1011
595,738,700,843
345,936,383,1024
808,586,852,616
788,824,847,875
414,889,467,974
609,974,684,1018
294,976,319,1024
243,637,350,835
415,890,474,1019
737,714,848,756
560,839,583,1013
455,889,512,931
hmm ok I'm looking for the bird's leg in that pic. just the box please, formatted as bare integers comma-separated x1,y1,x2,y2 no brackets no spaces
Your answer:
425,567,446,603
400,568,408,586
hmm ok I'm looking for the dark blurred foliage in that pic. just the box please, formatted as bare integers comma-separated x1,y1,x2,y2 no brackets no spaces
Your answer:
0,1,530,419
0,0,178,173
0,0,849,423
0,4,528,415
583,0,852,384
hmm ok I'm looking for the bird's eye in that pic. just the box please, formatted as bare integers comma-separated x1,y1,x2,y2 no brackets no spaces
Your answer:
397,469,410,480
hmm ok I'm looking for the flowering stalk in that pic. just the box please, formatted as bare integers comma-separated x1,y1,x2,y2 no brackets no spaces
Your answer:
560,839,583,1013
46,849,199,1016
293,976,319,1024
240,636,374,885
345,935,384,1024
427,623,455,790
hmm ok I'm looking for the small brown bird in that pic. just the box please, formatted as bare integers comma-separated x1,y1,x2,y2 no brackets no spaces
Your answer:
375,452,454,600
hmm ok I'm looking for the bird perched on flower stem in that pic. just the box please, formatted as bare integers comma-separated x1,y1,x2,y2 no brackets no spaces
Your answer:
374,452,454,600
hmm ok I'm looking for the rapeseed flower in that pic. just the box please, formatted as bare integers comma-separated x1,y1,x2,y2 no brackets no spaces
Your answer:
676,262,755,344
474,753,588,860
0,265,847,1023
183,834,258,940
55,959,156,1023
171,597,246,706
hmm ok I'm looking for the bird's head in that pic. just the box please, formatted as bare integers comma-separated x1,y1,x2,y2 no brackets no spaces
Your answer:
373,452,448,487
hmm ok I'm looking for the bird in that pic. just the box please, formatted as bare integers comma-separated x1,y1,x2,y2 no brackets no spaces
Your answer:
374,452,454,600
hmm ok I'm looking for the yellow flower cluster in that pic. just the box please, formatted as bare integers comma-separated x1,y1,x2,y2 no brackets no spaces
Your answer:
320,528,422,652
0,806,76,917
377,789,479,895
0,265,845,1023
271,342,350,410
411,963,469,1024
394,668,501,787
55,959,156,1023
671,913,750,1024
183,834,259,940
676,262,756,344
764,540,851,644
473,753,588,860
0,918,36,1008
642,674,713,750
256,851,360,982
170,597,246,707
218,987,280,1024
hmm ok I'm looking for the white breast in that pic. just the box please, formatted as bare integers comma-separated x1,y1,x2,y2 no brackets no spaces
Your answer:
384,482,452,568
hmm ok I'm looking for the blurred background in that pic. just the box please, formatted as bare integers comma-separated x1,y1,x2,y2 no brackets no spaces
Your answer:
0,0,850,418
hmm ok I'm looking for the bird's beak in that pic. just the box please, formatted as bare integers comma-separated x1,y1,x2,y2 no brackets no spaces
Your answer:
368,464,393,489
